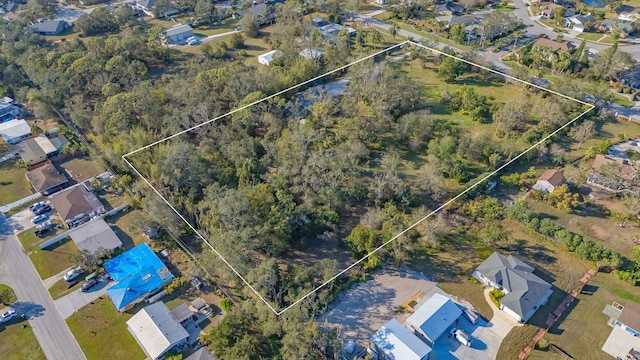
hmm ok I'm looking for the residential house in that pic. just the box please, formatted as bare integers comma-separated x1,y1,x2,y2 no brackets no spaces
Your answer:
30,20,68,35
619,66,640,91
371,319,432,360
69,219,123,254
405,293,462,345
4,2,18,13
25,163,69,195
238,2,276,25
135,0,155,13
127,302,189,360
0,97,20,122
49,185,106,224
473,252,553,323
565,14,596,33
619,12,640,21
299,48,325,61
587,154,637,193
434,2,465,16
17,138,46,166
532,168,565,193
0,119,31,144
435,15,475,29
258,50,282,66
599,19,636,38
311,17,325,27
165,24,193,45
602,302,640,359
185,347,216,360
104,243,174,311
17,136,58,166
533,38,574,53
317,23,356,43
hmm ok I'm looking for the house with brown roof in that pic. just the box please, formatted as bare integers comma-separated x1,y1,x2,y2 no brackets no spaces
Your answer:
532,169,565,193
603,302,640,359
25,163,69,195
533,38,574,53
49,185,105,224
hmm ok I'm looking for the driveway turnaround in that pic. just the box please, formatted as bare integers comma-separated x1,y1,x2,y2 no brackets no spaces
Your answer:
0,214,86,360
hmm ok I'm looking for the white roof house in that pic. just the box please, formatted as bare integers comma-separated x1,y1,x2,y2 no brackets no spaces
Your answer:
126,302,189,360
405,293,462,344
0,119,31,144
258,50,282,66
371,319,432,360
69,219,123,254
34,135,57,155
299,48,325,60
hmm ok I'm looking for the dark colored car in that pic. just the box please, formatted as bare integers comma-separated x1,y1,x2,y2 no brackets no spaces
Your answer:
33,205,51,215
81,278,98,292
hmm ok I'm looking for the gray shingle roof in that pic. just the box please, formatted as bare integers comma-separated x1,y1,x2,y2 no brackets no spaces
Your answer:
165,24,193,37
476,252,551,319
31,20,66,35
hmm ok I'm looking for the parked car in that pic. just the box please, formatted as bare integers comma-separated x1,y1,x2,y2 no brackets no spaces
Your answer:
33,205,51,215
64,267,83,282
29,201,46,212
450,328,472,346
1,309,16,322
81,278,98,292
31,214,48,224
464,309,479,324
186,36,200,45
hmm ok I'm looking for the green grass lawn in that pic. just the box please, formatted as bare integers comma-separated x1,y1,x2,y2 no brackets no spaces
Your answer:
498,324,540,360
0,160,30,205
390,21,471,50
0,321,45,360
19,229,80,279
192,18,238,36
576,32,604,42
0,283,17,304
67,297,145,360
48,278,84,300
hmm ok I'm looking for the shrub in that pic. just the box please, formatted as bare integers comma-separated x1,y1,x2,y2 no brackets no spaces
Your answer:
489,288,505,307
220,298,234,312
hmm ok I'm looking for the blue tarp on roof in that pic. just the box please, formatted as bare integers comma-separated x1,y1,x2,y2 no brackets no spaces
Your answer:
104,243,173,310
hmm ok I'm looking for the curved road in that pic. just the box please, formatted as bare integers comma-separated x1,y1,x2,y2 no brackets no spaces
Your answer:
0,214,86,360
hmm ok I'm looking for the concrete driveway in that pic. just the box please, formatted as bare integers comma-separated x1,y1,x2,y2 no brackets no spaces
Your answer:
321,267,437,346
10,208,40,234
54,280,113,319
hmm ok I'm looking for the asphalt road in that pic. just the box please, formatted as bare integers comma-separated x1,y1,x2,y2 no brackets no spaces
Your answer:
0,214,86,360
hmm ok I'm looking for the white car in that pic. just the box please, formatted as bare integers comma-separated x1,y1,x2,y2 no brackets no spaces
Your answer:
64,267,83,282
1,309,16,322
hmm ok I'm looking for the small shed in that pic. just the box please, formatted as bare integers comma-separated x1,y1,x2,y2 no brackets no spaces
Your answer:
258,50,282,66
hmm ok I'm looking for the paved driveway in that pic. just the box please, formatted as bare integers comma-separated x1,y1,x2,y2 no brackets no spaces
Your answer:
9,208,39,234
55,280,113,319
322,267,437,345
0,214,86,360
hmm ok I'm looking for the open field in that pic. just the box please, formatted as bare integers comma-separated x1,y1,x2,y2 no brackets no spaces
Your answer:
0,321,45,360
67,297,145,360
0,160,30,205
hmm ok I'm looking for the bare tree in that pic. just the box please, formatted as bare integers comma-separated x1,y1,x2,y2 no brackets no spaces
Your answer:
569,120,596,149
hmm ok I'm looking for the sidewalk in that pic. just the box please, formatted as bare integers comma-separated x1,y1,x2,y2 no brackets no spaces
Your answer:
0,192,43,214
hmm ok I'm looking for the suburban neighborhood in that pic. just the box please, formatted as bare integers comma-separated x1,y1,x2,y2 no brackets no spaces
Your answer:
0,0,640,359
